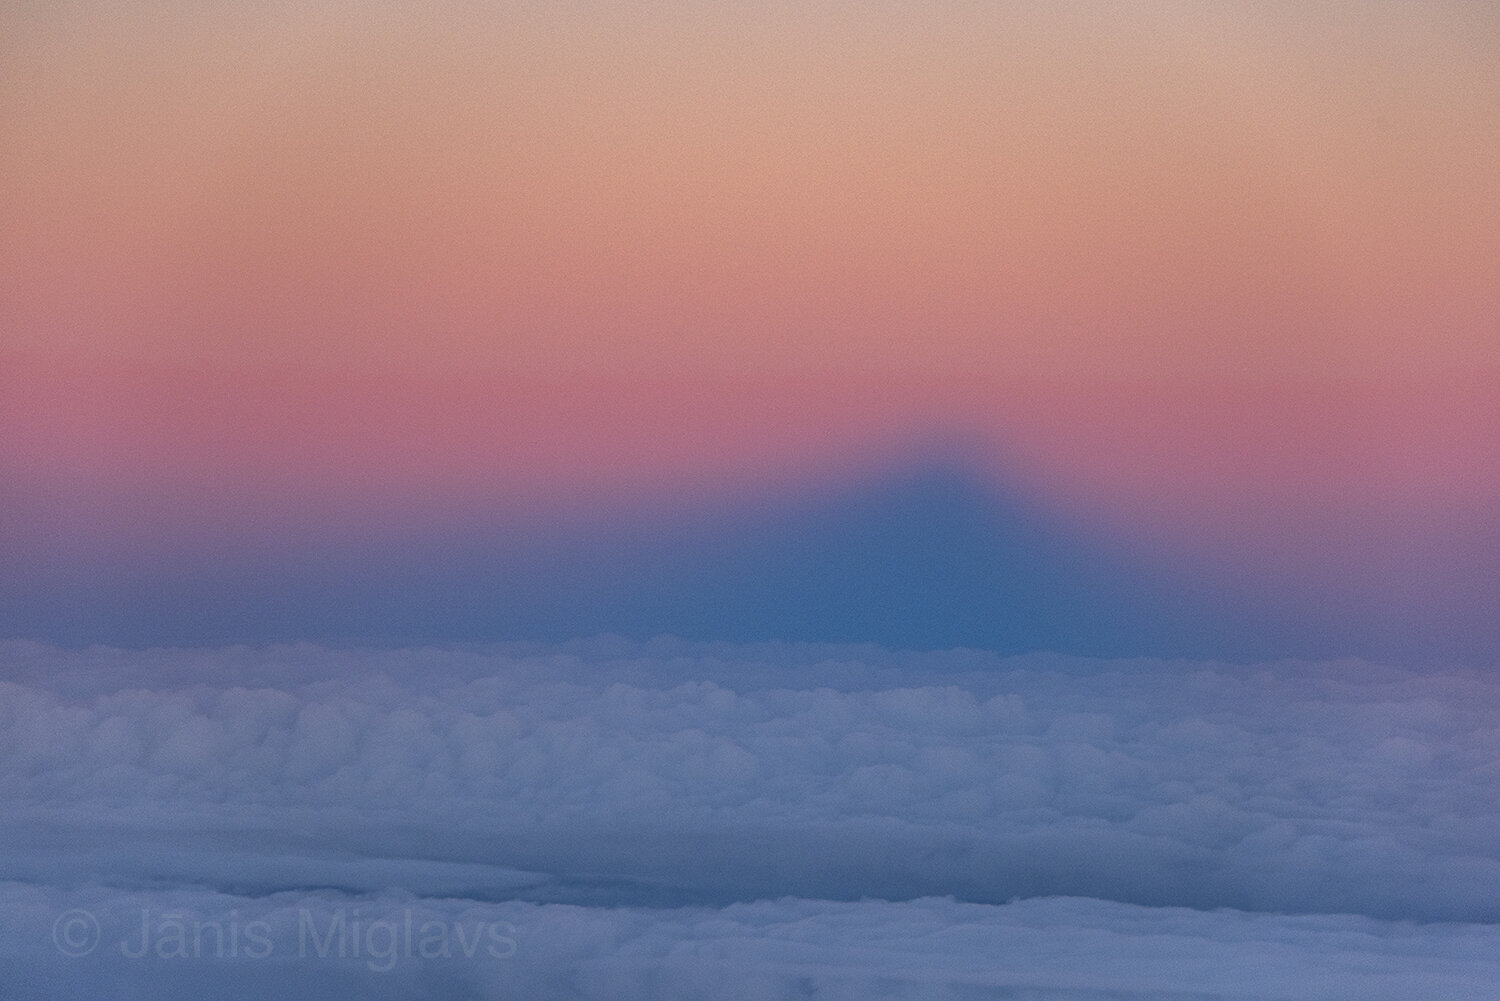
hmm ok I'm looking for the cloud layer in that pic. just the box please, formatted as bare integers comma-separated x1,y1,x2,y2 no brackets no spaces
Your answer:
6,883,1498,1001
1,639,1496,997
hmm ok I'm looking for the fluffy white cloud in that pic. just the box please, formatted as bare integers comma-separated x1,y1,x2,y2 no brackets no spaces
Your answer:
0,639,1496,998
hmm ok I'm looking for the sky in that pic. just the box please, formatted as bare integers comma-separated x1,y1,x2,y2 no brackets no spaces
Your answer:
3,0,1500,659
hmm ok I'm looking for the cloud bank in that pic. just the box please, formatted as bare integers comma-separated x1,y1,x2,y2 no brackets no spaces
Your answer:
0,639,1496,998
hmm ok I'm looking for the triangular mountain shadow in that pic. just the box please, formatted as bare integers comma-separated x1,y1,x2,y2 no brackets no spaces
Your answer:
312,460,1286,660
520,460,1280,660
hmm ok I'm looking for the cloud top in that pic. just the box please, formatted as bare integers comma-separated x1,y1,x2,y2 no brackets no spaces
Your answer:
2,639,1496,921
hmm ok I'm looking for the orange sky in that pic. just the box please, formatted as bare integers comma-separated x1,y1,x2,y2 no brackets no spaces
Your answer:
3,0,1497,377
